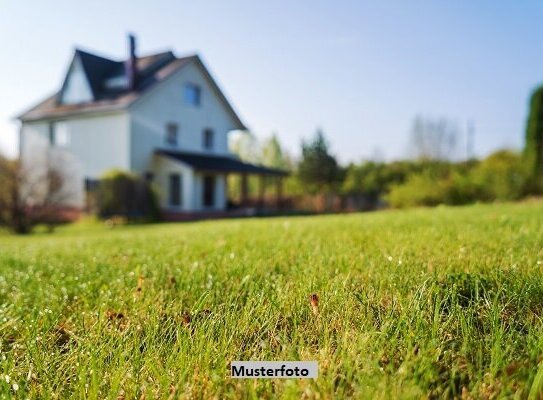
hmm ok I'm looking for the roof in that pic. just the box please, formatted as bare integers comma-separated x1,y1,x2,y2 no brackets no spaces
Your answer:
17,49,246,129
156,149,289,176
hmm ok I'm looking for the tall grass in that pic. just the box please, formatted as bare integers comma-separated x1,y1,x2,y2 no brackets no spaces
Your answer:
0,202,542,398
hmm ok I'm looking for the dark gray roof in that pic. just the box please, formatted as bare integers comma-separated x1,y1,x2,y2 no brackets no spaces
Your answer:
156,149,288,176
18,49,246,130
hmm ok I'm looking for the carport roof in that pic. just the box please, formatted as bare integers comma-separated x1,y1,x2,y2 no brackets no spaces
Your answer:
156,149,289,176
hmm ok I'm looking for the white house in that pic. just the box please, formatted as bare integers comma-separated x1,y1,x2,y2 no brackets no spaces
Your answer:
17,35,285,216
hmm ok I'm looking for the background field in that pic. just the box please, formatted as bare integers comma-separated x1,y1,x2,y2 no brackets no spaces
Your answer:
1,202,543,399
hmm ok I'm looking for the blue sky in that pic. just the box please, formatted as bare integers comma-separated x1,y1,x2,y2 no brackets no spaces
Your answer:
1,1,542,162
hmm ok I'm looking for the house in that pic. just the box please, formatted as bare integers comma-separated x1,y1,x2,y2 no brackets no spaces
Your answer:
17,35,286,217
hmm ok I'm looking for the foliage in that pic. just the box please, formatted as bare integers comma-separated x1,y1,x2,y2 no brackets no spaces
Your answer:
0,202,543,398
386,170,451,208
298,129,342,192
469,150,525,201
96,169,159,221
0,153,72,234
342,160,429,196
383,151,524,208
260,133,288,169
229,131,260,163
524,86,543,192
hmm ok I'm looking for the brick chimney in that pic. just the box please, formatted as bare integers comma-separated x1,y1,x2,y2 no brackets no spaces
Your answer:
125,34,137,90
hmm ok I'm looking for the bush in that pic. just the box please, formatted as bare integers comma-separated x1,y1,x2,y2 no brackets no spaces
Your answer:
385,171,449,208
468,150,525,201
385,151,525,208
96,170,159,221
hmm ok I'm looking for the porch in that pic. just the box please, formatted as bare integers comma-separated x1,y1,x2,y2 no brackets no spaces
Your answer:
155,150,288,218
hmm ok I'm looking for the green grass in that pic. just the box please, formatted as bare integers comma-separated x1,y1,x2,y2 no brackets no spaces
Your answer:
1,201,543,399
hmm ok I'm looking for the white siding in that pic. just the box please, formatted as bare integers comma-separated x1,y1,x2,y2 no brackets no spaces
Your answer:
64,113,130,178
152,155,227,212
20,113,130,207
129,61,239,174
151,155,195,211
60,56,93,104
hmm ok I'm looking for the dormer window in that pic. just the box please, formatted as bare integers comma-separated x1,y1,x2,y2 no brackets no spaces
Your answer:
104,75,128,90
166,123,179,146
184,83,201,106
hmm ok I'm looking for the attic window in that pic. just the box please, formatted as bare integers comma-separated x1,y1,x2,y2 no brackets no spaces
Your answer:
105,75,128,90
184,83,201,106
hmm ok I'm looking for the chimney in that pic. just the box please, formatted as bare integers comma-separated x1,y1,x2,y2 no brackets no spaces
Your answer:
125,34,137,90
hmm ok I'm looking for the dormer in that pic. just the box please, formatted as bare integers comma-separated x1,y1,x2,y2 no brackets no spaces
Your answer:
59,53,94,104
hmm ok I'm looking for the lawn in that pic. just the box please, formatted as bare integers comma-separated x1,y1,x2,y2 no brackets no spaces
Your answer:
1,201,543,399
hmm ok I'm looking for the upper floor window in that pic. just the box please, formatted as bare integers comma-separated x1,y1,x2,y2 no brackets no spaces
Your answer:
184,83,201,106
49,121,70,147
203,128,214,150
166,123,178,146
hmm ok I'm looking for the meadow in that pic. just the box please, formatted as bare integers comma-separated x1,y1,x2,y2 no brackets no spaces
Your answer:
1,201,543,399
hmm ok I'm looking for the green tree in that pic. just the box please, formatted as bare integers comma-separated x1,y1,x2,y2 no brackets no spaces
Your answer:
261,133,287,169
229,131,260,163
298,129,341,192
524,86,543,192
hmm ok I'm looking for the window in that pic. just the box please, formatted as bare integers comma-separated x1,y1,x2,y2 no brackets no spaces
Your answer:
49,121,70,147
203,128,214,150
166,123,178,146
85,178,100,192
184,83,201,106
203,175,215,207
48,123,55,145
169,173,181,207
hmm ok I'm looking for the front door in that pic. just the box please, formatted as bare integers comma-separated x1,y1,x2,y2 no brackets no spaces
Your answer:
203,175,215,208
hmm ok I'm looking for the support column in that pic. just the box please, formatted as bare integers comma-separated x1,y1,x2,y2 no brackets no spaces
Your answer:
276,177,283,209
258,175,265,209
240,173,248,207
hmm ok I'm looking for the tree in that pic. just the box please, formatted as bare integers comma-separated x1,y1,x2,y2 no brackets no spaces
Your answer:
261,133,287,169
524,86,543,192
229,130,260,163
408,116,459,161
298,129,341,192
0,153,72,234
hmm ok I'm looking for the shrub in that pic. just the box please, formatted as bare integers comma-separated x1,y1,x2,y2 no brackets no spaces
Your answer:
95,170,159,221
385,151,525,208
468,150,525,201
385,171,449,208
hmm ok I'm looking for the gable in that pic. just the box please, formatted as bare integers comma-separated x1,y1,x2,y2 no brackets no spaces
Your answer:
130,56,245,131
18,48,245,130
59,55,94,104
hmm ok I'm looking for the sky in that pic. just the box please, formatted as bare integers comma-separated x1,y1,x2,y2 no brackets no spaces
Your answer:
1,1,543,163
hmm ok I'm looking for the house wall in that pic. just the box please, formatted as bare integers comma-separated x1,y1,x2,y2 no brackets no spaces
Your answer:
129,60,240,175
20,112,130,207
151,155,227,212
151,155,195,211
192,172,227,211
